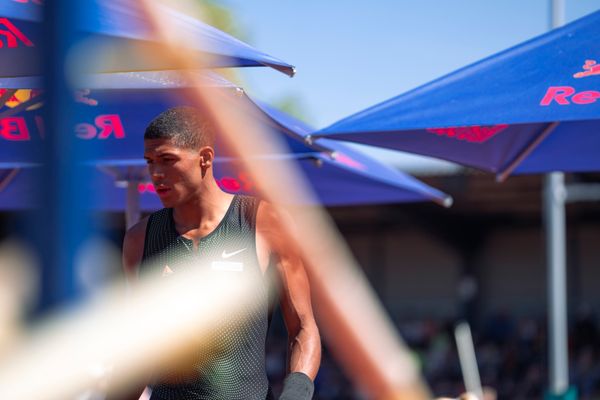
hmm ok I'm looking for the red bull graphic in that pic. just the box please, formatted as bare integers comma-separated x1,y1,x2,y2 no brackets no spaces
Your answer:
75,115,125,139
573,59,600,78
540,60,600,106
426,124,508,143
138,172,255,195
217,171,254,193
74,90,99,106
0,89,42,110
540,86,600,106
137,183,156,194
0,18,34,48
0,114,126,141
0,117,29,140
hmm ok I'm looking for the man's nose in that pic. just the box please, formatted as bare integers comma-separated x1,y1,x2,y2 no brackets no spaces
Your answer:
149,166,165,178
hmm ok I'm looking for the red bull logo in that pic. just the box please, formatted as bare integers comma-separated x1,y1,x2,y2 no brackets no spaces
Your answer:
138,172,255,195
0,116,43,140
540,86,600,106
540,60,600,106
1,114,126,141
0,89,43,110
74,90,99,106
216,171,254,193
0,18,34,48
75,115,125,139
0,117,29,140
137,183,156,194
426,124,508,143
573,60,600,79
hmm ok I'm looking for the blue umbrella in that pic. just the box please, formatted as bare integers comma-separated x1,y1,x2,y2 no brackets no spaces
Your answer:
84,80,449,207
84,122,452,209
0,70,320,166
0,0,295,78
316,10,600,397
315,10,600,180
0,70,451,210
257,101,452,206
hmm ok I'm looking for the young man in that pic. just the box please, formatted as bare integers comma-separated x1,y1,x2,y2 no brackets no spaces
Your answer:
121,107,321,399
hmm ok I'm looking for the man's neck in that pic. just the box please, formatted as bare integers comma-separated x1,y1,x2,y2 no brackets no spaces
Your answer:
172,178,234,238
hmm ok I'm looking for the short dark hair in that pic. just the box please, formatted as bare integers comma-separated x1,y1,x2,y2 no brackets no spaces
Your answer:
144,106,216,149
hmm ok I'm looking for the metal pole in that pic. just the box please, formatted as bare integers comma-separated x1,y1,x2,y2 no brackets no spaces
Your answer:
546,1,569,397
551,0,566,29
544,173,569,395
126,180,141,229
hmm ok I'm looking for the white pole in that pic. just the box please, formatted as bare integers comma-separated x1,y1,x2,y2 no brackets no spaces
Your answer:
551,0,566,29
454,322,483,400
125,180,141,230
545,173,569,395
546,1,569,397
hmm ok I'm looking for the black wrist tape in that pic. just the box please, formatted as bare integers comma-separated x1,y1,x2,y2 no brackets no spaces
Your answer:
279,372,314,400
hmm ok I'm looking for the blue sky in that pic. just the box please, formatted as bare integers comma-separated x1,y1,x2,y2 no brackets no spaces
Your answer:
225,0,600,129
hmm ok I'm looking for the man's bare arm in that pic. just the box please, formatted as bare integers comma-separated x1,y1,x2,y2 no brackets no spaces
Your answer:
257,203,321,380
276,251,321,379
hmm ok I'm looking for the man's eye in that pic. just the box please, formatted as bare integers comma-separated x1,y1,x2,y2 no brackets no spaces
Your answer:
145,159,153,165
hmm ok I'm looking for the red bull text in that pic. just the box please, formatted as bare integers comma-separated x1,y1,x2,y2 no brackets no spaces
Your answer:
0,114,126,141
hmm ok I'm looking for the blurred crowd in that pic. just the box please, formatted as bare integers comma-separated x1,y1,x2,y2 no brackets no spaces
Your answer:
266,307,600,399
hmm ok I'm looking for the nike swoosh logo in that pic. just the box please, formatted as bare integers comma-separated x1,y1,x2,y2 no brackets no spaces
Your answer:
221,248,247,259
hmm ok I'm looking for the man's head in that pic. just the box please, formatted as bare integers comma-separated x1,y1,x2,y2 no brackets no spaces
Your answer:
144,106,215,149
143,107,217,208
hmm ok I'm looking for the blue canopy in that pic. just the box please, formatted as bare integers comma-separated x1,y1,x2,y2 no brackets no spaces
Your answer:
317,10,600,178
258,102,452,206
83,96,451,207
0,71,315,167
0,0,295,78
0,71,451,208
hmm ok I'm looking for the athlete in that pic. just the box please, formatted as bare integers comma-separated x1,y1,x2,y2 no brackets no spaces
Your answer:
118,107,321,400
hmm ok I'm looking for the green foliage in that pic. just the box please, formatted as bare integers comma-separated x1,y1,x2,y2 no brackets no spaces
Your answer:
272,94,312,125
194,1,312,124
196,0,246,39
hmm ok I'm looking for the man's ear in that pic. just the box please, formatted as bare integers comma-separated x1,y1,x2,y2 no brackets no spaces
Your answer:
199,146,215,168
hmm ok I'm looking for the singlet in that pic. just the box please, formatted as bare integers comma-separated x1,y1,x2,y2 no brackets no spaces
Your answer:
141,195,273,400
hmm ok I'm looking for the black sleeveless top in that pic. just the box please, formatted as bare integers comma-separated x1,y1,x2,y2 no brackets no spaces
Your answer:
141,195,272,400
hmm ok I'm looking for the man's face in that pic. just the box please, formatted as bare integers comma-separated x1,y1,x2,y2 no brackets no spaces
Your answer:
144,138,203,208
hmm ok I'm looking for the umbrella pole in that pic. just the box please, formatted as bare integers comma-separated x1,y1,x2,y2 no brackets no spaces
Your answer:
544,172,569,398
0,169,20,192
126,180,141,229
545,2,574,399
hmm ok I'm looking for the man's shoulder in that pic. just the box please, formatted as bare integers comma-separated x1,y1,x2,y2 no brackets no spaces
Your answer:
122,215,153,275
123,215,151,251
255,201,275,230
255,203,298,252
256,202,293,228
